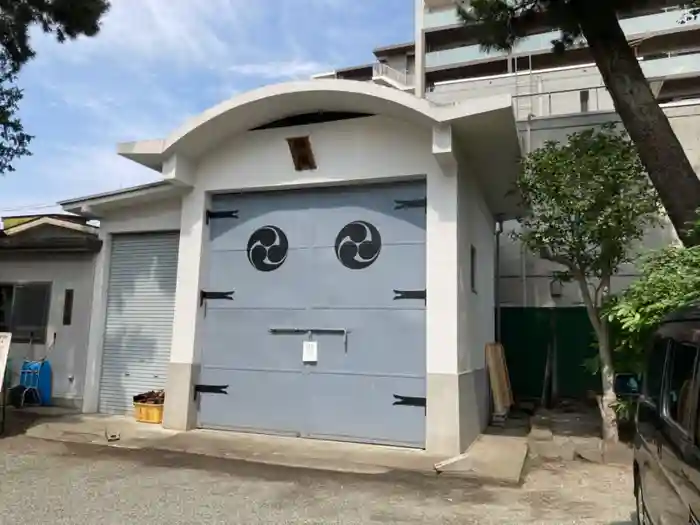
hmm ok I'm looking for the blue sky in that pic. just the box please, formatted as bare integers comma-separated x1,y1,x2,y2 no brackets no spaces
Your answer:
1,0,414,215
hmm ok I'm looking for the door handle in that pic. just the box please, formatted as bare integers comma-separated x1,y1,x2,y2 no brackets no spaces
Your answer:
269,327,349,352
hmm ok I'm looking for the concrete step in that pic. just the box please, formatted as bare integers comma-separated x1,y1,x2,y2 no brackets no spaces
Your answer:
435,435,528,486
20,413,532,485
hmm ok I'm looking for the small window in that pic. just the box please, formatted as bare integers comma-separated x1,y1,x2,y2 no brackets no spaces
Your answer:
10,283,51,343
286,136,317,171
62,289,74,326
643,337,668,406
0,284,13,333
665,340,699,430
580,90,590,113
470,245,477,293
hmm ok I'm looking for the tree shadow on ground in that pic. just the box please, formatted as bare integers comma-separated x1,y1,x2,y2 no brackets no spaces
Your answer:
0,410,43,438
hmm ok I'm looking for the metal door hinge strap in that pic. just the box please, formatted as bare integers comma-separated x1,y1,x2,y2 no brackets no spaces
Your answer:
206,209,239,224
394,198,427,210
392,395,426,408
393,289,426,302
200,290,235,306
193,384,229,400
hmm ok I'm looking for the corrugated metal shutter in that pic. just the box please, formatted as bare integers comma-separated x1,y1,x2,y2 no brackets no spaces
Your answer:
98,232,179,414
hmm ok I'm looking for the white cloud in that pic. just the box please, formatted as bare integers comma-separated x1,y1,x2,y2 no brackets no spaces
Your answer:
228,60,330,79
41,144,160,197
32,0,258,69
0,145,159,213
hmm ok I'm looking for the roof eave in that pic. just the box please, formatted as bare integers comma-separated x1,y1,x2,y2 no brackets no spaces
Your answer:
59,181,188,219
117,139,165,171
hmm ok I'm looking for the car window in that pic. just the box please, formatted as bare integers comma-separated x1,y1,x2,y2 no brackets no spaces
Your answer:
665,340,699,431
644,337,668,406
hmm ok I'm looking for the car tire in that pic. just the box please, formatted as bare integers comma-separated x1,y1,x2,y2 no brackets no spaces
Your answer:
636,479,649,525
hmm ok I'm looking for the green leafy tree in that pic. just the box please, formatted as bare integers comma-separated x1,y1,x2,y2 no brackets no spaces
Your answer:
458,0,700,246
0,0,110,72
0,59,31,174
606,245,700,373
514,124,661,441
0,0,110,175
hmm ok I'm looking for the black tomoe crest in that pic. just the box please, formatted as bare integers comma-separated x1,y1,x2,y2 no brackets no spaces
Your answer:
335,221,381,270
247,226,289,272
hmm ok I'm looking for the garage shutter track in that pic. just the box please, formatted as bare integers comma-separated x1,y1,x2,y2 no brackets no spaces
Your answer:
98,232,179,414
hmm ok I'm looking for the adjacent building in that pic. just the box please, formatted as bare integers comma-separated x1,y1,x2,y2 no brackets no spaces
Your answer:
0,214,100,408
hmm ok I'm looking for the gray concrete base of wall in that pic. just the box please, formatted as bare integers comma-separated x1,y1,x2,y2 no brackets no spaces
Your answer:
161,363,490,457
52,396,83,410
426,368,489,456
162,362,200,431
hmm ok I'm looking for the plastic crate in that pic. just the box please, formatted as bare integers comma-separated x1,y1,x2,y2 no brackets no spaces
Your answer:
133,402,164,424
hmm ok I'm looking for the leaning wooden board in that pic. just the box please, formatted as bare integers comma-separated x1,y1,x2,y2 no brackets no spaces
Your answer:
486,342,513,415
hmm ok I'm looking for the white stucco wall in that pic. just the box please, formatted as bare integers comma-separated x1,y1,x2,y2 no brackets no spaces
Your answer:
457,164,495,373
457,168,495,372
98,197,182,234
196,115,437,193
0,254,95,404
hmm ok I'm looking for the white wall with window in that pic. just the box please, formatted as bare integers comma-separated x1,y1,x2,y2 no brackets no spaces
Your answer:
0,254,96,407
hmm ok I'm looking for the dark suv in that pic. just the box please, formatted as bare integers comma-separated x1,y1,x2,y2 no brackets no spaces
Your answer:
634,304,700,524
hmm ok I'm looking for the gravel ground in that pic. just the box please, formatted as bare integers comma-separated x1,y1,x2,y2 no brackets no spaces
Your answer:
0,436,634,525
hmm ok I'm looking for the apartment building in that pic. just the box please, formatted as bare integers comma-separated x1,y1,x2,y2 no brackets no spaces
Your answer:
422,0,700,114
321,1,700,110
317,0,700,308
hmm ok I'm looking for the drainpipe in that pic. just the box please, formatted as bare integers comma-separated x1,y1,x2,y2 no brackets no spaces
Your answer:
520,115,534,308
495,217,504,342
414,0,426,97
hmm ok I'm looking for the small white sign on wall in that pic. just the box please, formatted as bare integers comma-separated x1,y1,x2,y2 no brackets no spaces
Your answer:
0,332,12,394
302,340,318,363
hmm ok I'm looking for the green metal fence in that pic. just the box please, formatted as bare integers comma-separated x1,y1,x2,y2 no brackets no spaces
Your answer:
500,307,600,401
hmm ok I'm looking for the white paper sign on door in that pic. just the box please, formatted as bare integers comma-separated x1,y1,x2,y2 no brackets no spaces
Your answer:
0,332,12,394
302,340,318,363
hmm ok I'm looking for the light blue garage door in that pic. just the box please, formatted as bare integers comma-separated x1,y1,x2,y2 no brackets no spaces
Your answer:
197,181,426,447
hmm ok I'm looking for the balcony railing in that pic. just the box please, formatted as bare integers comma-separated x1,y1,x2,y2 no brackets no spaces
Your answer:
372,62,415,90
428,52,699,116
428,78,672,119
512,85,612,119
424,6,462,29
424,0,458,12
425,7,699,67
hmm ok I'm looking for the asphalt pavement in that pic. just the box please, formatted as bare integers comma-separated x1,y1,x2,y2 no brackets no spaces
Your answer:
0,436,634,524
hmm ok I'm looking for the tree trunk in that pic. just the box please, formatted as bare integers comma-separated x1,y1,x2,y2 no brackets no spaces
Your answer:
597,325,619,443
573,0,700,245
575,274,619,442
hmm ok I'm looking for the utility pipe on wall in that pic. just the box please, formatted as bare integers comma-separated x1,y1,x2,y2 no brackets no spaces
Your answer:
495,217,504,342
521,115,534,307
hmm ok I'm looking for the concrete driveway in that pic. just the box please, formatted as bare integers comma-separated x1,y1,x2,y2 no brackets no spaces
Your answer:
0,436,633,524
